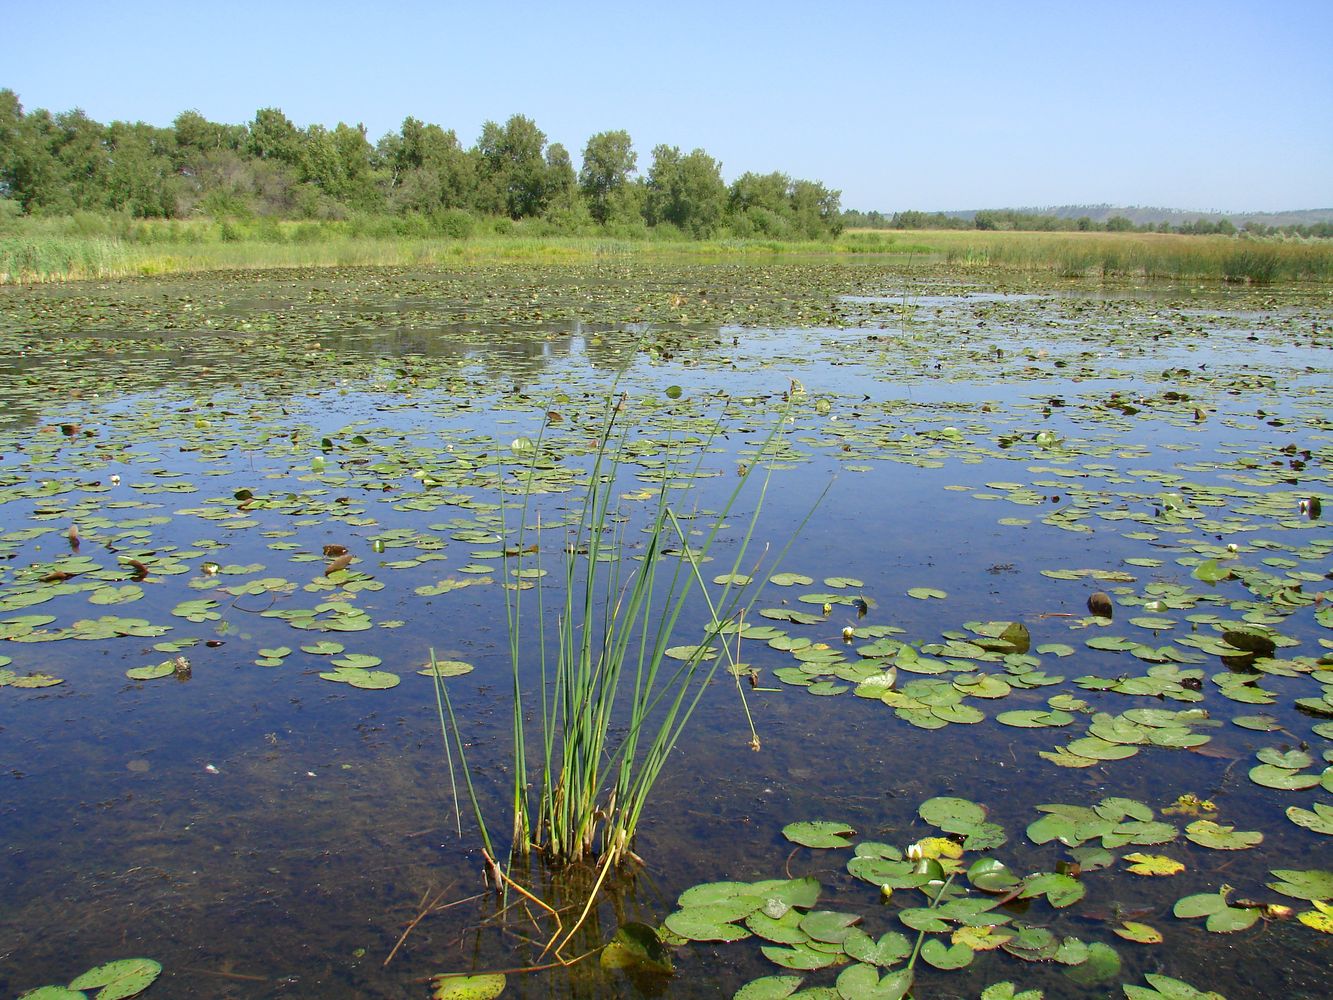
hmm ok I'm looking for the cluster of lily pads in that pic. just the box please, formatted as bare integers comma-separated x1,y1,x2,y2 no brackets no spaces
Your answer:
17,958,161,1000
657,794,1331,999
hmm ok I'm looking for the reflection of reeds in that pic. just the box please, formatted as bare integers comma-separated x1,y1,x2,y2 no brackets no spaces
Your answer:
432,391,803,898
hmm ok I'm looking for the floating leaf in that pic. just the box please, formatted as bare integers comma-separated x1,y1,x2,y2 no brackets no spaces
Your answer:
664,908,751,942
919,937,972,969
1184,820,1262,851
1286,803,1333,835
418,659,474,677
1123,973,1227,1000
798,910,861,944
600,922,673,974
733,975,804,1000
907,587,947,600
1123,853,1184,876
68,958,162,1000
1267,868,1333,901
1113,921,1163,944
430,973,506,1000
1249,764,1321,790
125,661,175,681
759,943,843,970
783,821,855,849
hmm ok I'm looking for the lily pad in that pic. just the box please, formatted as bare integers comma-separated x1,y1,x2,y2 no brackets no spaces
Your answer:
67,958,162,1000
1184,820,1262,850
733,975,804,1000
906,587,947,600
783,821,855,849
600,922,673,974
430,973,506,1000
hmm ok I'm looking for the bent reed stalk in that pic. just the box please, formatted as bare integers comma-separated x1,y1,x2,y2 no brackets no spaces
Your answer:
432,388,807,880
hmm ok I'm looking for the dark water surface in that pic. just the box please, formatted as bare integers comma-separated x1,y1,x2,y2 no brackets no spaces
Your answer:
1,263,1330,999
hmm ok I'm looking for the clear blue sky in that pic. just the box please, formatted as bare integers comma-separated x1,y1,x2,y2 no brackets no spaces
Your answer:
7,0,1330,213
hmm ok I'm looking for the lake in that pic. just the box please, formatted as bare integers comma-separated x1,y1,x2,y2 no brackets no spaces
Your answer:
1,261,1330,999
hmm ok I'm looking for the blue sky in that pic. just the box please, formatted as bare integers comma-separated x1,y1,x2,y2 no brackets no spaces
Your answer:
7,0,1330,212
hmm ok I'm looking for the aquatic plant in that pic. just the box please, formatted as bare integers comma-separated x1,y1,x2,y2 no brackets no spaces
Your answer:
431,388,809,889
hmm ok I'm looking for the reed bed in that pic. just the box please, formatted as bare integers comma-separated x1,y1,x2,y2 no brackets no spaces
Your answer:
3,213,1329,283
848,229,1333,283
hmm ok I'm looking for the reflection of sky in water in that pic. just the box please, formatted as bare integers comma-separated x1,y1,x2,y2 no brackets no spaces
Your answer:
0,284,1330,998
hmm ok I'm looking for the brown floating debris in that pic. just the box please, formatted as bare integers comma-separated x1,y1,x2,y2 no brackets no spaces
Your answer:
1087,591,1114,619
326,553,354,575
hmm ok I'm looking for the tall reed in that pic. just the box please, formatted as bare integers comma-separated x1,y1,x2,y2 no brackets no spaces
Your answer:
433,390,804,881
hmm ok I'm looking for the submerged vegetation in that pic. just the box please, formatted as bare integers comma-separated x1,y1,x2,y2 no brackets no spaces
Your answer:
0,258,1329,998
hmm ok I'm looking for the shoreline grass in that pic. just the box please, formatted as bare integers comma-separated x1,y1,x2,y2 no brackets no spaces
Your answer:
2,214,1330,285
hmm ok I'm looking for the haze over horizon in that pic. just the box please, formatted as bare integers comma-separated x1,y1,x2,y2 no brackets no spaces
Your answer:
6,0,1330,215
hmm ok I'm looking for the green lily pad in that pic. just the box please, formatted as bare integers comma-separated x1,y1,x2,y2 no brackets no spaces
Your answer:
919,938,972,969
1285,803,1333,835
841,929,912,968
1267,868,1333,901
9,673,64,688
733,975,804,1000
906,587,947,600
418,659,475,677
1184,820,1262,850
68,958,162,1000
783,821,855,849
429,973,506,1000
1249,764,1321,790
759,943,844,970
126,661,176,681
600,922,673,974
664,909,751,942
798,909,860,944
1123,973,1227,1000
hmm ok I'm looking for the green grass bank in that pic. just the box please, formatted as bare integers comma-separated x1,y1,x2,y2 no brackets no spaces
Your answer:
2,212,1330,285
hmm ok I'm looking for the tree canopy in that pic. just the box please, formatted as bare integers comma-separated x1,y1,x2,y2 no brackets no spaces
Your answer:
0,89,844,239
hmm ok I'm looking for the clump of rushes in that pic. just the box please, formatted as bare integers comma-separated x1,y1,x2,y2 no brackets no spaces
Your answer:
431,387,809,895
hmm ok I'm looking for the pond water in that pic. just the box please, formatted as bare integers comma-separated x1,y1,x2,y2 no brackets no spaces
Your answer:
1,262,1330,1000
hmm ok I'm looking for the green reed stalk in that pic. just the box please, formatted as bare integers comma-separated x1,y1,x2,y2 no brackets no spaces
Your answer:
445,390,801,872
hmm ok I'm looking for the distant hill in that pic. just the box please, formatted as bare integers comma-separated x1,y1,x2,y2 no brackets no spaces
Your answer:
946,204,1333,228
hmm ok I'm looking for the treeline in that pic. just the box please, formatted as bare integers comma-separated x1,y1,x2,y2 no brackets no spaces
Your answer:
842,208,1332,238
0,90,842,240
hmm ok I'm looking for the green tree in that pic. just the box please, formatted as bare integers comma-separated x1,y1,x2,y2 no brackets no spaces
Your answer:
475,114,550,218
383,117,474,213
0,89,48,210
544,142,576,205
788,179,841,238
727,171,793,237
248,107,302,166
105,120,179,216
173,110,242,167
645,145,726,237
579,129,636,224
